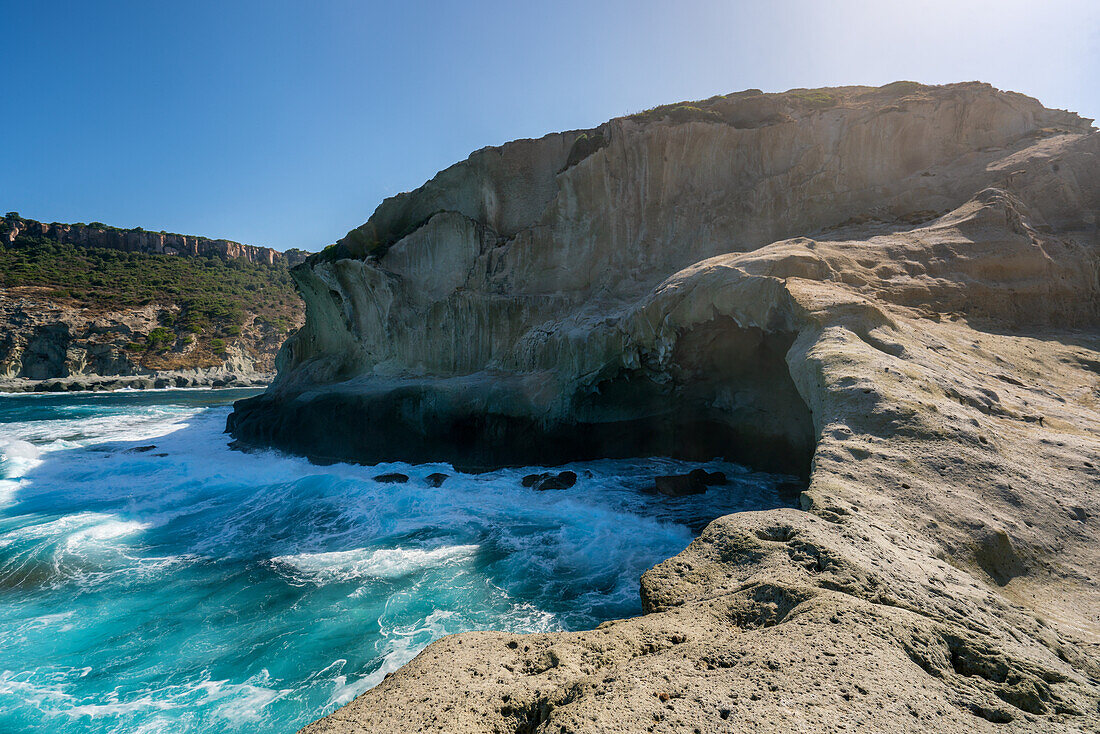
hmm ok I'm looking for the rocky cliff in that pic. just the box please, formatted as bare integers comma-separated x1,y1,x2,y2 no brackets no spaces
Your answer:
1,215,309,266
0,217,307,390
0,288,283,390
229,82,1100,732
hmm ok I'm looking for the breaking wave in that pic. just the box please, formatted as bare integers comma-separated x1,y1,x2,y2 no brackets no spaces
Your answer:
0,388,793,732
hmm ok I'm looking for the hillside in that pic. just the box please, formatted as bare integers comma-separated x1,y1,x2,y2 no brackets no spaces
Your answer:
0,214,307,390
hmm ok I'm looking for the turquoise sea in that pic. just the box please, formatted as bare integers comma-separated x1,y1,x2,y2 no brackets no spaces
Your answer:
0,389,792,733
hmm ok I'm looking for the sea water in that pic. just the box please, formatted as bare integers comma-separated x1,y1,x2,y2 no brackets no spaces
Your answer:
0,388,794,733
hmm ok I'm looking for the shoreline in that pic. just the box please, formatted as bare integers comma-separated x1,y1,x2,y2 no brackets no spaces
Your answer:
0,371,272,394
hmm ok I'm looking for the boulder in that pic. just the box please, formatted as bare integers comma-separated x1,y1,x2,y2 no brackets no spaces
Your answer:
654,473,707,497
522,471,577,491
534,470,577,491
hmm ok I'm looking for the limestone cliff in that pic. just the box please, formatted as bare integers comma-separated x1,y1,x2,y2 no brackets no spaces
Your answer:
1,215,309,266
0,289,282,390
0,216,307,391
229,83,1100,732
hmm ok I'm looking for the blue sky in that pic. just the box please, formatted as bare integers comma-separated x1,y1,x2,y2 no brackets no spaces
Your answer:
2,0,1097,251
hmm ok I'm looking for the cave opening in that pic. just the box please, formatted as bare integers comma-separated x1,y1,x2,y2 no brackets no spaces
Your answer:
230,318,816,481
568,318,815,478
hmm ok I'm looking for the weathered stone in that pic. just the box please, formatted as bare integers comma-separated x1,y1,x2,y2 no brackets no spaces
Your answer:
228,83,1100,733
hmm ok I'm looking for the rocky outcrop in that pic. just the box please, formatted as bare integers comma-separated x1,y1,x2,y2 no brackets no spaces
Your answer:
0,216,308,390
1,215,308,266
228,82,1100,732
0,287,287,390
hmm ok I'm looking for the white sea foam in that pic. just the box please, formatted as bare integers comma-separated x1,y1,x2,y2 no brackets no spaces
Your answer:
271,544,480,583
4,512,146,547
0,389,794,734
0,440,43,508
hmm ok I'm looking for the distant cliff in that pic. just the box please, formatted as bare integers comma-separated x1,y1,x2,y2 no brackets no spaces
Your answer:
0,215,307,390
1,214,310,267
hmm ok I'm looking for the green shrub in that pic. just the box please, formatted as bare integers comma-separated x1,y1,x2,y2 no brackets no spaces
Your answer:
146,327,174,348
879,81,923,96
791,90,838,108
630,103,722,124
0,235,302,353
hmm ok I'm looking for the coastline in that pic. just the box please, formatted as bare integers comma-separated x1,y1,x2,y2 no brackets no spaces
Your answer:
0,370,271,394
235,84,1100,732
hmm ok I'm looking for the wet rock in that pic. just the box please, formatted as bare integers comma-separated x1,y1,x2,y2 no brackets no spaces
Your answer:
426,472,449,487
521,473,548,488
127,445,157,453
534,471,577,491
373,472,409,484
655,473,708,497
522,471,578,491
688,468,728,486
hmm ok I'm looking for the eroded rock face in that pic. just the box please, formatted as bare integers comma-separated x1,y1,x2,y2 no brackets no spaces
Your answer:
0,291,282,389
0,216,308,266
228,83,1100,732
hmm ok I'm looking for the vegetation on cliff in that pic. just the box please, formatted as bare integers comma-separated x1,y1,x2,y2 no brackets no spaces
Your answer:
0,225,305,377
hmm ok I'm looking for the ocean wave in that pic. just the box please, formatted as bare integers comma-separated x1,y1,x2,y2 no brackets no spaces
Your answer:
270,544,481,584
0,389,794,734
0,667,290,728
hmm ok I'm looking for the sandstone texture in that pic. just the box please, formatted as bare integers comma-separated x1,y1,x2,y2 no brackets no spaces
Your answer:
228,83,1100,732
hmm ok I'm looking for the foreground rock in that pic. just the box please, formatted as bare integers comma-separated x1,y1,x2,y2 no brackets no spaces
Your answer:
228,83,1099,732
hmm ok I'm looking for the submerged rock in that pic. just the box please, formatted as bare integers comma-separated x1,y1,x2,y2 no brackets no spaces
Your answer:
521,471,578,491
372,473,409,484
425,472,449,487
654,473,707,497
535,471,577,491
653,469,727,496
690,468,728,486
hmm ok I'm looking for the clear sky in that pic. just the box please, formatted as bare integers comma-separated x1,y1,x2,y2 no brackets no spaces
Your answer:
2,0,1097,251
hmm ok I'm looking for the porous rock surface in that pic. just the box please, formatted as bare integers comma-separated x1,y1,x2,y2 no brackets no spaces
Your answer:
228,83,1100,732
